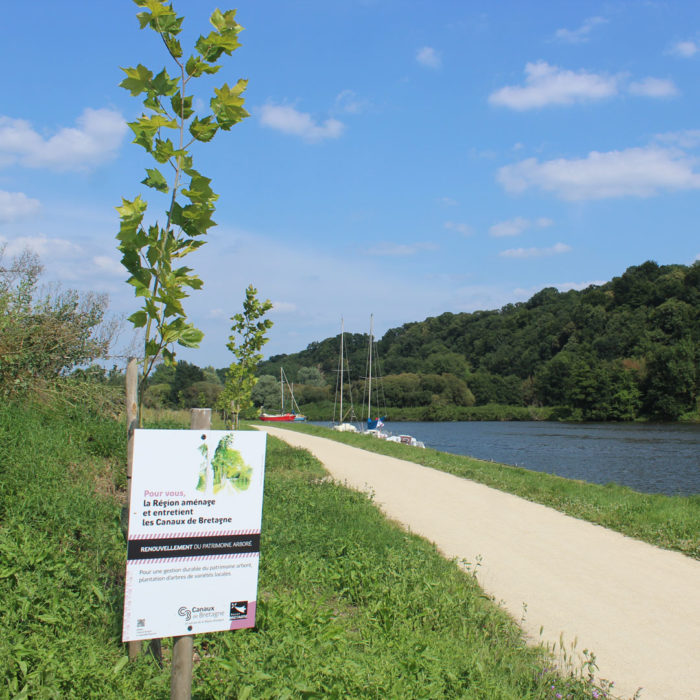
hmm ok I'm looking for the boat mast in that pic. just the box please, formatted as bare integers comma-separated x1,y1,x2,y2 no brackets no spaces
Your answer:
280,367,284,413
367,314,373,423
339,318,344,422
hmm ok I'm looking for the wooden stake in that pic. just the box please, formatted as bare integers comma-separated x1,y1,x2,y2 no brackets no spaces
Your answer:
125,358,141,661
170,408,212,700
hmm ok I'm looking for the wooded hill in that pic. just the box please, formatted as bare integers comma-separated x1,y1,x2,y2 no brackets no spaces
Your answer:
260,261,700,421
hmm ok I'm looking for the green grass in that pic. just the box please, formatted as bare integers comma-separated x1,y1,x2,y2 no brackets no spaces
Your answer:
263,422,700,560
0,400,628,698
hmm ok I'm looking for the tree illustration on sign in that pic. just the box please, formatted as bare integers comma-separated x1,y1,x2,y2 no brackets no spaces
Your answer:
196,435,252,493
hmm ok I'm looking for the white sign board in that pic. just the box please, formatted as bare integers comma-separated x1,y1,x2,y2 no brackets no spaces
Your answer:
122,429,266,642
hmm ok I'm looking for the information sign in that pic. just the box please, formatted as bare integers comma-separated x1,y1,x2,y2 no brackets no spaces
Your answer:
122,429,266,642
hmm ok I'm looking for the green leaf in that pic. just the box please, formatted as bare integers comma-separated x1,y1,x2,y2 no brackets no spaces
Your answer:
128,310,148,328
211,81,249,130
151,68,179,96
119,64,153,96
141,167,169,193
153,138,176,164
116,196,148,243
178,325,205,347
170,93,194,120
189,116,218,143
209,9,241,33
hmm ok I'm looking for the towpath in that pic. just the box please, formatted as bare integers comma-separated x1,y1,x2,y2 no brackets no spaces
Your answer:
257,425,700,700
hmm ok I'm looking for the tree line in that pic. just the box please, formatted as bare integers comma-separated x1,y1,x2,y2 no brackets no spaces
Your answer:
4,251,697,422
259,260,700,421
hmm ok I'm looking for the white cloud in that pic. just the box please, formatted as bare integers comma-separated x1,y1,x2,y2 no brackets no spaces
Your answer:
437,196,458,206
259,103,344,143
628,77,678,98
444,221,473,236
513,279,605,297
271,301,297,313
334,90,369,114
92,255,125,277
0,234,82,258
489,61,618,110
0,108,127,172
0,191,40,222
367,241,438,256
554,16,607,44
416,46,441,69
654,129,700,148
489,216,553,237
669,40,698,58
500,242,572,259
498,146,700,200
553,280,606,292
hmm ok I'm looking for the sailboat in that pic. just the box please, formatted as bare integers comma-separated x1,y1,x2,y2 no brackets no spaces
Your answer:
362,315,425,448
362,314,388,436
260,368,306,422
333,318,358,432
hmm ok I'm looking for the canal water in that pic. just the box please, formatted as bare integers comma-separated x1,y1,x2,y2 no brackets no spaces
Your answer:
315,421,700,496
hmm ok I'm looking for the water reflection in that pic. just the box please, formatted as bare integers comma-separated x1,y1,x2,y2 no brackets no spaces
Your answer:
315,421,700,495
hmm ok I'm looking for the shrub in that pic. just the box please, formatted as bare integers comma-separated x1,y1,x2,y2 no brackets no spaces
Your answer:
0,249,115,396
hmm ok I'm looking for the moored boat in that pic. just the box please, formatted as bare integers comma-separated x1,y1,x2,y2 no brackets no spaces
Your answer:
259,368,306,422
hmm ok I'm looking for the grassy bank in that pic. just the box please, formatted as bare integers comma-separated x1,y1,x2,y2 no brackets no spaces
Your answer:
268,422,700,560
0,399,625,698
292,401,554,422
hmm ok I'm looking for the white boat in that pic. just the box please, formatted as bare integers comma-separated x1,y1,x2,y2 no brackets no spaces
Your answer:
387,434,425,448
332,317,359,432
362,315,424,448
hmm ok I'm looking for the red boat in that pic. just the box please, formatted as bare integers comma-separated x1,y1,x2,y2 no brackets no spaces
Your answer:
260,413,301,422
258,368,306,422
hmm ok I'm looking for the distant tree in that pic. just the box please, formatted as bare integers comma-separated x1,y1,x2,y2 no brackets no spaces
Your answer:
0,249,114,396
202,365,223,385
251,374,279,408
217,285,273,427
297,366,325,386
170,361,204,404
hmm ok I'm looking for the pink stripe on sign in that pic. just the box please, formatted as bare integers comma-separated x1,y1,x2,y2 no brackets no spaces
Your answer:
129,530,260,540
230,601,257,630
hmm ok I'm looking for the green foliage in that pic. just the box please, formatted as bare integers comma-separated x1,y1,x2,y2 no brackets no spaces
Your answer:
250,373,280,408
0,398,163,699
117,0,248,395
217,285,273,427
0,249,113,396
259,260,700,421
0,399,643,697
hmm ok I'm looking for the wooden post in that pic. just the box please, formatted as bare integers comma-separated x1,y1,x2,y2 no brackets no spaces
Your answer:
170,408,212,700
125,358,141,661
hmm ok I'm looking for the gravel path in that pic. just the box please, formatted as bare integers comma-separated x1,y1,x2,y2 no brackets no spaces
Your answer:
258,425,700,700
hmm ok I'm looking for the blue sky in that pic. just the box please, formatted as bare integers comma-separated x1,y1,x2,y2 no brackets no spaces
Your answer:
2,1,699,367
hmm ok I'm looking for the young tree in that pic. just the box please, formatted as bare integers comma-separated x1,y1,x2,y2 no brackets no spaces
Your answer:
117,0,248,416
218,285,273,428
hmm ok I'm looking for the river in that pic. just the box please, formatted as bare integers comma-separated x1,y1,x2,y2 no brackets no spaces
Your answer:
314,420,700,496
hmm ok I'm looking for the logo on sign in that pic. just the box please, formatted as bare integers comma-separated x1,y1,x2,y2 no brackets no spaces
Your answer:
230,601,248,619
178,606,192,621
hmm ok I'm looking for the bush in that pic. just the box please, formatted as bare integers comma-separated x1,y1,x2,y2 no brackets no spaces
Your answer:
0,249,115,396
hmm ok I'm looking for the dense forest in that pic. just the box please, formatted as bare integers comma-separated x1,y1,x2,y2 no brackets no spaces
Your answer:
85,260,698,422
257,260,700,422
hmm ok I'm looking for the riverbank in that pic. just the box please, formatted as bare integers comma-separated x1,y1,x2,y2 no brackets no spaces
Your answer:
259,424,700,700
291,401,700,423
262,421,700,559
0,399,617,698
